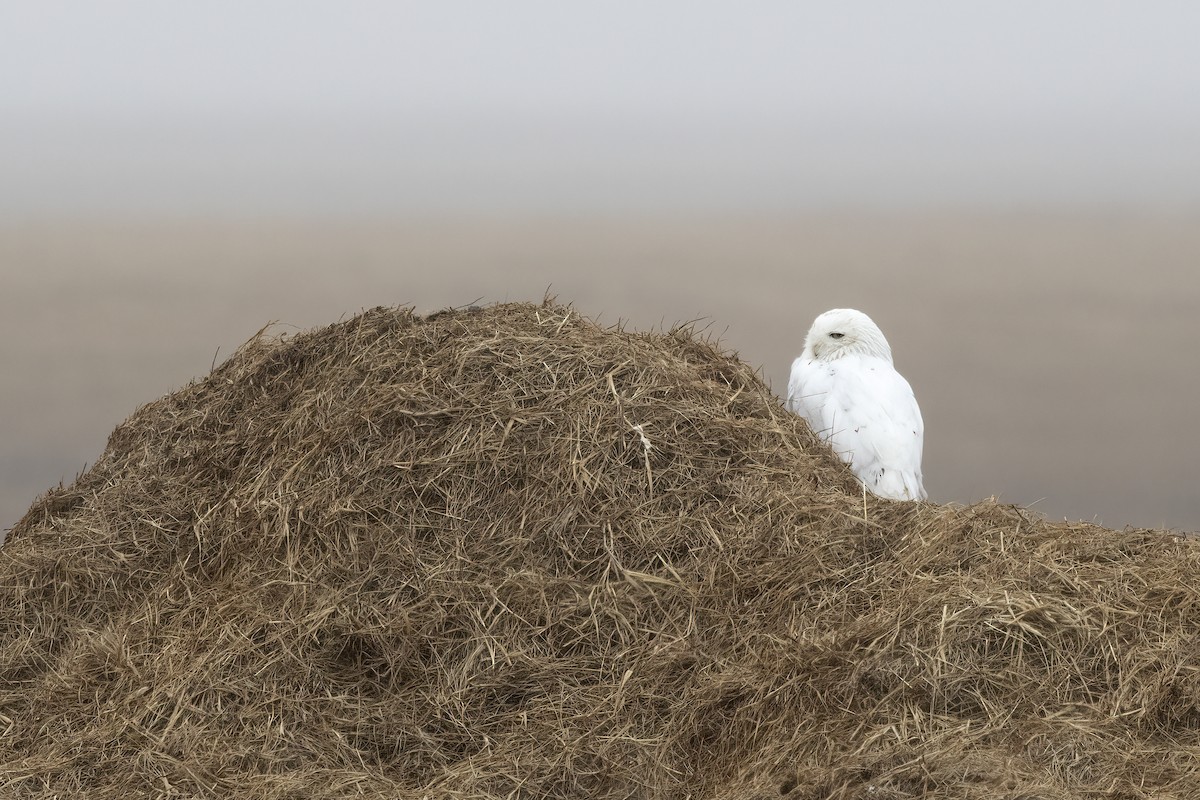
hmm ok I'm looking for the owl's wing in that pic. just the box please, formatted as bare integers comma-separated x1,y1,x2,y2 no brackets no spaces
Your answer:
789,354,925,500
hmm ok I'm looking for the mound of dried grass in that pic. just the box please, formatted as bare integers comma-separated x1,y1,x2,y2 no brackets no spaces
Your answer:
2,300,1198,799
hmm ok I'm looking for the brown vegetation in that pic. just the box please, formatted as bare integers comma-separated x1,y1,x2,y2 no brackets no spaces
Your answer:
2,301,1198,798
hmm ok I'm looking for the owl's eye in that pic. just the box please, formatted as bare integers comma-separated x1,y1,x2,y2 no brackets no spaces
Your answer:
829,332,845,339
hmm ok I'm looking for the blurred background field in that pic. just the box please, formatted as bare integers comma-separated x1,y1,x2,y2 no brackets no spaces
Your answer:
4,214,1198,534
3,2,1199,534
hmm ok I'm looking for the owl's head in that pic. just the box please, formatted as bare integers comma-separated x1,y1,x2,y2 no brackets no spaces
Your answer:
803,308,894,363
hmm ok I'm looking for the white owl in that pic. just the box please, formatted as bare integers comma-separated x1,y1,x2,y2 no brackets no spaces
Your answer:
787,308,926,501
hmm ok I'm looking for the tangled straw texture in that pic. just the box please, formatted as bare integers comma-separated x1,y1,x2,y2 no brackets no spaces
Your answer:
2,302,1199,799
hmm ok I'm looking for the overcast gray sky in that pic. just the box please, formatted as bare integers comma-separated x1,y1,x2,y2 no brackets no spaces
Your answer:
4,1,1200,213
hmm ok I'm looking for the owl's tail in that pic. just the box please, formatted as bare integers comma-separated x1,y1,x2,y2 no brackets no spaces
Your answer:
867,467,926,502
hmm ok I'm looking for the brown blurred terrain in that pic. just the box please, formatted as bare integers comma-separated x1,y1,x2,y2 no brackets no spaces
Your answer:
2,212,1198,535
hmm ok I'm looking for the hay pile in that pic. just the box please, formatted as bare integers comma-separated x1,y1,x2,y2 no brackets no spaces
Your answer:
2,301,1198,799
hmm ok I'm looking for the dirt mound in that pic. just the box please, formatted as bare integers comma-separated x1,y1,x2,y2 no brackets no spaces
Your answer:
2,301,1198,799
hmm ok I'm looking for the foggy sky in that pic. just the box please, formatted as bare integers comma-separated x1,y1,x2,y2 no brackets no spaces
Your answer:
4,1,1200,213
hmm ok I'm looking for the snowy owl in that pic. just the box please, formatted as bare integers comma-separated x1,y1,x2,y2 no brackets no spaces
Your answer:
787,308,926,501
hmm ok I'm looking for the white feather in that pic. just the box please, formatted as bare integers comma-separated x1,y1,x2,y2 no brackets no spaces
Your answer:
787,309,925,501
